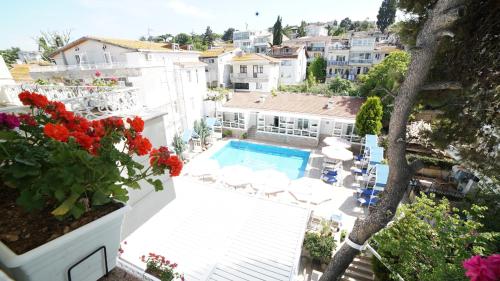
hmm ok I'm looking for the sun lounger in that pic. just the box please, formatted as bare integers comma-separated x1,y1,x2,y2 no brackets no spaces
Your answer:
355,188,381,197
322,169,338,176
321,174,338,185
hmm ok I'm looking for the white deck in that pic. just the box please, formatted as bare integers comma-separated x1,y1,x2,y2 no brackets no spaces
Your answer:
121,177,310,281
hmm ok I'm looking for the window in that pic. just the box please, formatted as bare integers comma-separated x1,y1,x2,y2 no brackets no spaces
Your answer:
375,53,381,60
297,118,309,130
75,53,88,65
357,67,362,74
256,82,262,89
240,65,247,73
144,53,152,61
363,67,369,73
208,58,215,63
103,52,112,63
329,69,333,75
259,66,263,73
187,70,191,82
336,55,345,61
75,54,81,64
281,60,292,66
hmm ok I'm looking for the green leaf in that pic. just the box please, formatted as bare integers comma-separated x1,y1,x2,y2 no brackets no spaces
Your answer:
91,190,110,206
70,202,86,219
146,178,164,192
0,131,19,140
126,181,141,189
51,193,80,216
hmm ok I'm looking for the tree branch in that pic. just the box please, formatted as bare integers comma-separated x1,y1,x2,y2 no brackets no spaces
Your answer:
421,81,463,91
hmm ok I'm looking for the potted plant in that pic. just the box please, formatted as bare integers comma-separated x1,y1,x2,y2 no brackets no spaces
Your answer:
141,253,184,281
303,229,336,268
0,91,183,281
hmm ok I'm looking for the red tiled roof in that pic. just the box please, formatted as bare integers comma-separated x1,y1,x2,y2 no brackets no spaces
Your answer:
223,92,365,119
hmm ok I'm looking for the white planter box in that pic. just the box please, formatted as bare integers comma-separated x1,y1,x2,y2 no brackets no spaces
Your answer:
0,205,130,281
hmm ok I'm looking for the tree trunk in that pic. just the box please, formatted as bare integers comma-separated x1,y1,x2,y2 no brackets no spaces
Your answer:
319,0,463,280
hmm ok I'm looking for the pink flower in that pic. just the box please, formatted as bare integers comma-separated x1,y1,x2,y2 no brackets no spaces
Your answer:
95,70,101,77
463,255,500,281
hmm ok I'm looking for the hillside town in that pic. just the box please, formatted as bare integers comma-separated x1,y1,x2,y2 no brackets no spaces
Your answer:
0,0,498,281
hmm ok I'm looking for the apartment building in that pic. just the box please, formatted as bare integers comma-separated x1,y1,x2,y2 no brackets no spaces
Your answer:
199,46,239,88
325,38,350,79
230,53,280,92
286,36,331,63
29,36,207,142
306,23,328,37
233,30,273,54
268,46,307,85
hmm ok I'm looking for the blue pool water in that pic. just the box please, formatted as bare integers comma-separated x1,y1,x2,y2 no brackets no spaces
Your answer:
211,141,310,179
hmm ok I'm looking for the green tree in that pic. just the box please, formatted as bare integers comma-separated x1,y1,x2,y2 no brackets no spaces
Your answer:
320,0,488,279
308,56,327,83
377,0,397,33
339,17,353,30
355,96,383,136
373,194,497,281
0,47,21,67
221,28,235,42
306,67,317,88
297,21,307,37
174,33,192,45
36,30,71,60
328,77,357,96
202,26,215,47
358,51,411,122
272,16,283,46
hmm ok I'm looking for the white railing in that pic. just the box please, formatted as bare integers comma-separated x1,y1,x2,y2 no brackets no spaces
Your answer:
29,61,171,72
0,85,124,106
0,85,142,121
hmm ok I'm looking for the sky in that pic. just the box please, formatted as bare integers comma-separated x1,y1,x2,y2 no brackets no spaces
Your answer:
0,0,383,50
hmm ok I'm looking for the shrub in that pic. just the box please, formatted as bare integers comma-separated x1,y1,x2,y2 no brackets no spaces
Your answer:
372,257,393,281
241,132,248,139
355,96,383,136
340,229,347,242
303,232,336,263
222,129,232,138
172,133,186,160
406,153,456,170
0,91,183,219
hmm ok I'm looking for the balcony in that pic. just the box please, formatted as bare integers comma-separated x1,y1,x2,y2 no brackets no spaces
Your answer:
327,60,349,66
230,72,269,83
349,59,373,64
327,46,350,51
306,47,325,52
0,85,142,120
29,61,169,73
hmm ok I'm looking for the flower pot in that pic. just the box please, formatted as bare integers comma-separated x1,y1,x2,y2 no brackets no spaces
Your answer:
143,272,183,281
0,205,130,281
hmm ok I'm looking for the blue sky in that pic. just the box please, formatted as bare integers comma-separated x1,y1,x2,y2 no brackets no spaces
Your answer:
1,0,383,50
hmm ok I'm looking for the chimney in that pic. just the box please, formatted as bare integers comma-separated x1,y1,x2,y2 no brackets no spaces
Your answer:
327,100,335,109
260,94,266,103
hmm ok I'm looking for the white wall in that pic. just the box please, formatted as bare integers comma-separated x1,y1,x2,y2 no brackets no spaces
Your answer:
231,60,280,92
278,49,307,85
55,40,130,65
0,55,15,86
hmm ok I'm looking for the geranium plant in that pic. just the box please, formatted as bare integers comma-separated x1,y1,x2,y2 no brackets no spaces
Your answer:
0,91,182,219
141,253,184,281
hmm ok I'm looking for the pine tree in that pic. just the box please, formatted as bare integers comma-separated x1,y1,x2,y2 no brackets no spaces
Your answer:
355,96,383,136
272,16,283,46
221,28,235,42
298,20,307,37
203,26,215,47
376,0,397,33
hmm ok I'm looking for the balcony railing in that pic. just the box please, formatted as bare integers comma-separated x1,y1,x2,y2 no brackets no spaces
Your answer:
230,73,269,82
327,46,350,51
349,59,373,64
30,61,169,73
0,85,141,121
327,61,349,66
306,47,325,52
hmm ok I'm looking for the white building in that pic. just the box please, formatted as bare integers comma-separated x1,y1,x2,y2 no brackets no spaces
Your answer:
326,38,350,79
29,36,207,143
230,53,280,92
199,47,239,88
286,36,331,63
306,23,328,37
269,46,307,85
233,30,273,54
215,91,365,146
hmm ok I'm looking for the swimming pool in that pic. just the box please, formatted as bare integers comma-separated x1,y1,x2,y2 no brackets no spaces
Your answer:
211,141,310,179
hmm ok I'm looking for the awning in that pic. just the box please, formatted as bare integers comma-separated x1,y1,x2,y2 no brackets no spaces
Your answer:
369,147,384,165
364,134,378,150
205,117,220,128
375,164,389,189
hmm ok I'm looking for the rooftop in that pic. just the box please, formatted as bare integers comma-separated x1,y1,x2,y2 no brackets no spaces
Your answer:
8,64,33,82
200,47,236,58
49,36,197,57
269,46,305,59
231,53,281,63
223,92,365,119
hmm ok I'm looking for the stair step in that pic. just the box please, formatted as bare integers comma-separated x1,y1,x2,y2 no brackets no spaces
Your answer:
342,269,374,281
352,258,372,267
348,263,373,276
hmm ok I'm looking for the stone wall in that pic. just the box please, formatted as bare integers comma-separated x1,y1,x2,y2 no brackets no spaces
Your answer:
254,132,319,147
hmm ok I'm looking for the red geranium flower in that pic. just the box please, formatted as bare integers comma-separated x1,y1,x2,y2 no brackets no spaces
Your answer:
18,113,37,126
44,123,70,142
70,131,94,150
18,91,49,108
128,134,152,156
127,116,144,133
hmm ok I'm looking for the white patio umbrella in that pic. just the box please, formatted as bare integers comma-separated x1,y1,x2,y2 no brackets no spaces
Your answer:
190,159,220,177
253,169,290,195
309,182,334,205
321,146,353,161
322,137,351,149
288,177,316,202
220,165,254,187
